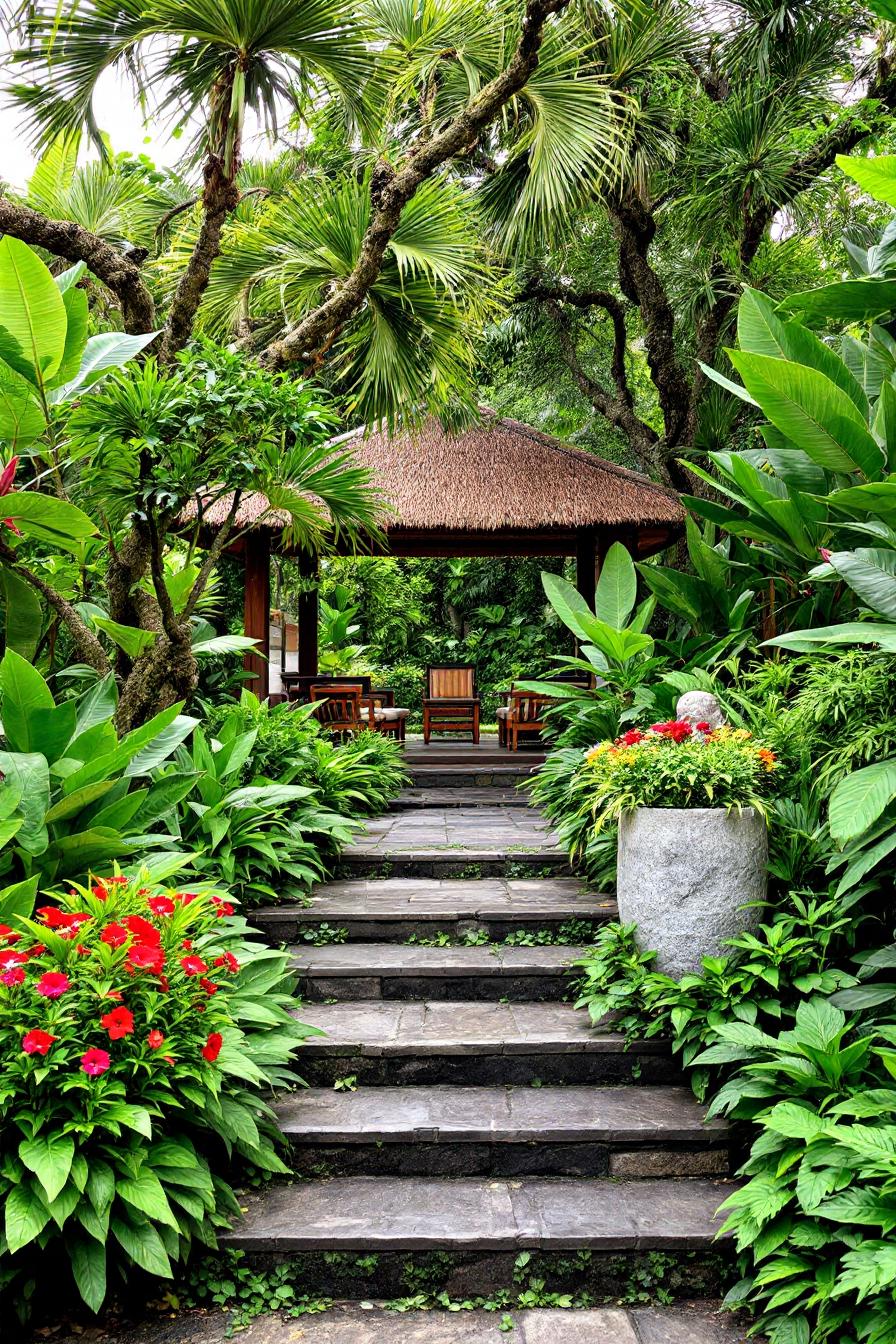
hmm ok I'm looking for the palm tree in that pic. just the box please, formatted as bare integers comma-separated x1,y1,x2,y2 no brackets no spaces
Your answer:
9,0,373,358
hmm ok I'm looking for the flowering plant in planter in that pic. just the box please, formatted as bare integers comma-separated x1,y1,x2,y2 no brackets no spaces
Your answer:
0,871,318,1316
584,720,777,831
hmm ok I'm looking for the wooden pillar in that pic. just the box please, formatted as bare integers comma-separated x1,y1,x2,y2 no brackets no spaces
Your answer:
243,531,271,699
575,528,599,604
297,548,319,678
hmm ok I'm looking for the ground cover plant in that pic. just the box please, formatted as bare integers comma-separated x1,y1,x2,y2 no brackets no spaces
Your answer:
0,869,316,1318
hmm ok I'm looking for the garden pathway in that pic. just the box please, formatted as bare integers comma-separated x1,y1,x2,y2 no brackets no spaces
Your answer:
237,742,745,1341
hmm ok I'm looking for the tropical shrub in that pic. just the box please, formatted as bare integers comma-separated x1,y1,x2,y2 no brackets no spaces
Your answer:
583,722,778,828
0,651,196,900
0,870,316,1316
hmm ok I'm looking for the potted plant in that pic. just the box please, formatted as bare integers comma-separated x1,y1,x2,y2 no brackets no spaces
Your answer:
585,719,777,977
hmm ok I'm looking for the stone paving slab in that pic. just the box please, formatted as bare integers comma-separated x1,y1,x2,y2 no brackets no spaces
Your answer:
56,1303,753,1344
275,1085,727,1144
394,788,531,809
225,1177,731,1252
294,1000,662,1056
290,943,581,977
344,808,562,857
257,877,608,924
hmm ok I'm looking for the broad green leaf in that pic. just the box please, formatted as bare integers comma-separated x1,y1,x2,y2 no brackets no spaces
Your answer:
825,548,896,619
594,541,636,629
541,571,595,640
2,492,97,552
70,1234,107,1312
48,285,89,391
91,615,157,659
0,751,49,853
54,261,87,294
0,566,42,659
697,361,758,406
111,1216,172,1277
48,827,135,870
19,1134,75,1202
44,780,118,822
0,236,67,386
5,1182,51,1253
74,674,118,735
763,1102,827,1141
0,359,45,447
726,350,885,479
191,634,260,656
780,279,896,327
785,323,868,416
874,382,896,468
0,874,38,920
738,287,789,359
117,1172,179,1229
0,648,53,750
829,758,896,842
763,622,896,652
125,713,198,777
50,330,159,403
836,152,896,207
26,700,77,763
63,703,183,792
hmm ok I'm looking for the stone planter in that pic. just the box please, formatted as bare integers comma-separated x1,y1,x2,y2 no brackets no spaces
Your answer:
616,806,768,979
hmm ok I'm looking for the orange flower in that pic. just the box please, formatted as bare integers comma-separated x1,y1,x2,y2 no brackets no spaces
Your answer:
758,748,776,772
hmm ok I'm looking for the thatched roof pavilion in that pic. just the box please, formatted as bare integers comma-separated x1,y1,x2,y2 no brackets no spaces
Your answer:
199,410,684,695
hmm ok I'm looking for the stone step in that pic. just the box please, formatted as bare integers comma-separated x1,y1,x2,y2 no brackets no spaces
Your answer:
291,942,582,1001
224,1176,733,1270
278,1084,729,1178
392,786,530,809
254,877,614,943
293,1000,677,1086
407,766,540,788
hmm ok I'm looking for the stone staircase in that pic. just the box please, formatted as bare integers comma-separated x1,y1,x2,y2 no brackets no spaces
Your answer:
230,744,736,1324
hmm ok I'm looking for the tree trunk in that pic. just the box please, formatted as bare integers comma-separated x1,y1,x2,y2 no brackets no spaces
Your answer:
114,627,198,734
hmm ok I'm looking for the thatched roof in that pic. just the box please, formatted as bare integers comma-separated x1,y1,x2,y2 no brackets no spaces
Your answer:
182,410,683,546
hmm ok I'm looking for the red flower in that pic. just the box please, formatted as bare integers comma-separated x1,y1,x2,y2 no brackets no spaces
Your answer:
201,1032,223,1063
101,922,130,948
181,939,193,951
174,892,200,905
91,884,109,900
0,949,27,970
124,915,161,947
81,1048,111,1077
616,729,644,747
100,1005,135,1040
819,547,833,562
211,896,234,917
35,971,70,999
651,719,693,743
0,924,20,943
147,1029,165,1049
695,721,711,732
199,978,219,996
157,974,170,993
147,895,175,917
37,907,91,935
180,955,208,977
214,952,240,974
22,1028,57,1055
127,943,165,974
2,966,25,986
107,875,128,885
1,456,22,534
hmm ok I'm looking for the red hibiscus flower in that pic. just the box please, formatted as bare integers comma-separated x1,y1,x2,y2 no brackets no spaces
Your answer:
124,915,161,947
211,896,234,917
147,1029,165,1049
101,1005,135,1040
180,955,208,977
81,1048,111,1076
214,952,240,974
127,943,165,974
2,966,25,986
101,922,130,948
36,971,70,999
147,895,175,917
201,1032,223,1063
22,1028,57,1055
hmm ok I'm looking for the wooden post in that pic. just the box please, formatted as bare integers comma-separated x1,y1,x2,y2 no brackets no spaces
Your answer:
575,528,599,604
297,548,319,678
243,531,271,699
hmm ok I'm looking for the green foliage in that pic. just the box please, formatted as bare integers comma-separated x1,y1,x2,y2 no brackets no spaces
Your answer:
0,871,316,1316
0,651,196,890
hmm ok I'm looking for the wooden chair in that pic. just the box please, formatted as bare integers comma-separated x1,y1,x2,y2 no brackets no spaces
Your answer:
423,664,480,743
365,688,410,742
308,684,371,736
504,689,554,751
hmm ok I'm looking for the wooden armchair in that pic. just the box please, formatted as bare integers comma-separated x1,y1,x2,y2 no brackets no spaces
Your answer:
423,664,480,743
366,688,411,742
504,689,554,751
308,684,372,736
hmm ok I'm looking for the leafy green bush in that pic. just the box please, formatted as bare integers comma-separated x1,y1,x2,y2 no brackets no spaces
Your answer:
0,870,316,1317
0,651,196,901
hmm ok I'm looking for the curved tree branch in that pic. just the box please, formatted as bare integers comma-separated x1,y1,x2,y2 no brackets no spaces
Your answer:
259,0,573,371
0,196,156,335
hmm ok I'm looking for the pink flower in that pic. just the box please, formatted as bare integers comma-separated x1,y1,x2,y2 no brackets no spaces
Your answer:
2,967,25,986
0,457,21,535
147,1029,165,1049
35,971,70,999
81,1048,111,1077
